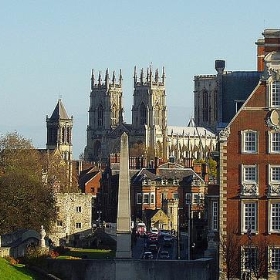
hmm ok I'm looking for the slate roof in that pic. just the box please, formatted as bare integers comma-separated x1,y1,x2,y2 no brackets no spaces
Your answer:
49,99,70,120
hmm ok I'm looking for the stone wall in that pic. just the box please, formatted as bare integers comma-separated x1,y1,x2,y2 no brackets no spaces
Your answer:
49,193,93,246
45,258,217,280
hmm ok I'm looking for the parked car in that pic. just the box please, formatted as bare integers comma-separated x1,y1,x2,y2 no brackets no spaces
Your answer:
159,250,170,259
151,227,159,234
142,251,153,259
149,244,158,253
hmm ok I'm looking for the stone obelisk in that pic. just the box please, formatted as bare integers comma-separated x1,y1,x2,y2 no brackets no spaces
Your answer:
116,132,132,258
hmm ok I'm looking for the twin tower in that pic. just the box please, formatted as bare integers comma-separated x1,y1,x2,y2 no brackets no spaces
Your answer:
84,66,168,164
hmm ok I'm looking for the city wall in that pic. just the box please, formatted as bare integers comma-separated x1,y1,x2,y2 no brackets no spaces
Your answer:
45,258,216,280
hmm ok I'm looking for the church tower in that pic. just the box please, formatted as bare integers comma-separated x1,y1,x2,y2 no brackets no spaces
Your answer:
84,69,123,162
46,99,73,161
131,66,167,160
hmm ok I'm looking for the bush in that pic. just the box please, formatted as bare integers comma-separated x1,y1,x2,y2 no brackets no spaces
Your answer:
53,246,70,255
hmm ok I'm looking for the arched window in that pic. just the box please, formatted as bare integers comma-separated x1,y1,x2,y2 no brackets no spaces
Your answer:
140,103,147,125
98,105,103,127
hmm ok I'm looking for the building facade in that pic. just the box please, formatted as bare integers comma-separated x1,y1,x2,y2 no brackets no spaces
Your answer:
84,66,216,166
49,193,93,247
219,29,280,279
194,60,261,133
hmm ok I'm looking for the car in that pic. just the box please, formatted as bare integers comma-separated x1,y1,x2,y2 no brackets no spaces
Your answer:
159,250,170,259
149,243,158,253
142,251,153,259
158,229,171,237
163,234,173,242
151,227,159,234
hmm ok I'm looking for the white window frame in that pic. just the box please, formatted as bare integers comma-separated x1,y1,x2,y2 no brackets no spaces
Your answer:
269,247,280,271
241,200,258,234
76,206,82,213
269,165,280,184
268,131,280,154
268,200,280,233
241,246,258,272
270,81,280,108
242,165,258,184
212,201,218,231
143,193,149,204
241,130,258,154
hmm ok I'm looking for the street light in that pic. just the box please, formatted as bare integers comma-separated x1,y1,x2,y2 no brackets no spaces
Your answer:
97,210,102,227
186,193,192,260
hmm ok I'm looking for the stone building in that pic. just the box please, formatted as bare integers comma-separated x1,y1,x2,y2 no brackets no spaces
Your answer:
194,60,261,133
84,66,216,166
218,29,280,279
49,193,93,247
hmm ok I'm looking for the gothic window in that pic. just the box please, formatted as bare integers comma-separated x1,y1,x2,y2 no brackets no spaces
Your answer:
112,104,117,125
270,81,280,107
140,103,147,125
66,127,71,144
62,127,65,143
202,90,209,122
241,130,258,153
154,104,159,125
97,105,103,127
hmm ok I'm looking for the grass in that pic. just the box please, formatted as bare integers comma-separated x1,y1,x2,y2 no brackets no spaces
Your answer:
0,257,43,280
57,247,115,259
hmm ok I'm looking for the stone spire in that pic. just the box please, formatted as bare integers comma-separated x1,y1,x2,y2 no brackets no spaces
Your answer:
116,132,131,258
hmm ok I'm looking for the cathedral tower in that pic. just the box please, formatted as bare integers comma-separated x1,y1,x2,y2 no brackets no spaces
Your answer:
46,99,73,161
85,69,123,162
131,66,167,160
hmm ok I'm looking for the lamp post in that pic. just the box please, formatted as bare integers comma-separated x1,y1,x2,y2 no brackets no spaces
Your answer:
186,193,192,260
97,210,102,227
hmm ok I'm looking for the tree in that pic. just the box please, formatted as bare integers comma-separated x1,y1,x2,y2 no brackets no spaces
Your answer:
221,226,241,279
0,132,57,234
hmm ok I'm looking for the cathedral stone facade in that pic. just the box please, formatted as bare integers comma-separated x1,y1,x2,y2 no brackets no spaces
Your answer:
84,66,216,166
84,66,168,164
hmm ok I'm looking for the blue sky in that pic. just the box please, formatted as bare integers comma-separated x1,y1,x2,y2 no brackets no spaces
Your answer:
1,0,280,159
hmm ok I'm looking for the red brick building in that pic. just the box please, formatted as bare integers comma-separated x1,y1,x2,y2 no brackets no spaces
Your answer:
219,29,280,279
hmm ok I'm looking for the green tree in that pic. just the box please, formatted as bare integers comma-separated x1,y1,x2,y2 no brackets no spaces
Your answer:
0,132,57,234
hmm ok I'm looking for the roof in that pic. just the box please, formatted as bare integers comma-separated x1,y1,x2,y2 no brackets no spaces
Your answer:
49,99,70,120
167,125,215,138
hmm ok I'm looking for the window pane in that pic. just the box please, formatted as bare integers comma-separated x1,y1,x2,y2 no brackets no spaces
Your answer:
212,201,218,230
244,203,256,231
244,132,257,152
271,132,280,152
244,167,256,182
244,247,257,270
271,81,280,107
271,248,280,270
271,203,280,231
271,167,280,182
